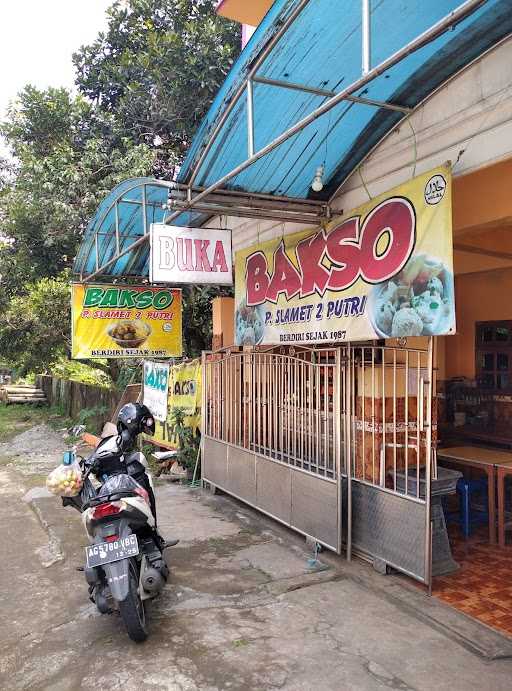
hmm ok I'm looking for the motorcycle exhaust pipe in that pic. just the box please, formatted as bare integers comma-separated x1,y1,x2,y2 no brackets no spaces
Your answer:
141,567,165,594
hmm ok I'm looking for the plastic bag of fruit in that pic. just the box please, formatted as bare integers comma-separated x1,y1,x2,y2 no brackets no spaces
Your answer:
46,452,83,497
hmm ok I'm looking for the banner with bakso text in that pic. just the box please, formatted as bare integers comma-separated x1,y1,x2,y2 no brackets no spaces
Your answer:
71,283,182,359
235,165,455,345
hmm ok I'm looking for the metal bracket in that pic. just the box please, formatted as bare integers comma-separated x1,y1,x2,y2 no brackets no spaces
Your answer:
252,75,412,114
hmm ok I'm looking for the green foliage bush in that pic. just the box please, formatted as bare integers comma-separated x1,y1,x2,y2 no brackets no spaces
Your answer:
0,1,240,380
169,407,201,472
50,358,112,388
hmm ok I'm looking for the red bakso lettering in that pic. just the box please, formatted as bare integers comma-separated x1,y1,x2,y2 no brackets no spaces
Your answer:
360,198,415,283
326,218,361,290
296,231,330,297
267,243,302,303
246,252,270,305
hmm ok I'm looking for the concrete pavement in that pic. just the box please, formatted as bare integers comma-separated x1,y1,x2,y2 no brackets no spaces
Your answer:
1,424,512,690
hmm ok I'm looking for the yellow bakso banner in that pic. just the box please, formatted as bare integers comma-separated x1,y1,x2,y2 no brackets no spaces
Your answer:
148,360,202,449
235,165,455,345
168,360,202,419
71,283,182,359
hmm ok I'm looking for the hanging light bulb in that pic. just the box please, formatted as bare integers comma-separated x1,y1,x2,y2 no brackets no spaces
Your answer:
311,164,325,192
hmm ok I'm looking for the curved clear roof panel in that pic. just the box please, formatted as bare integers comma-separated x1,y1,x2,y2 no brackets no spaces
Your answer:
178,0,512,201
73,178,207,278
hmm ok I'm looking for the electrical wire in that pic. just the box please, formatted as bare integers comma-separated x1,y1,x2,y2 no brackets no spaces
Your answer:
358,164,372,201
453,79,512,173
407,116,418,179
323,107,333,169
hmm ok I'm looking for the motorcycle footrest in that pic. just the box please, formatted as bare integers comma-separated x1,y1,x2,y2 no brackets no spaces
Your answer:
162,539,180,549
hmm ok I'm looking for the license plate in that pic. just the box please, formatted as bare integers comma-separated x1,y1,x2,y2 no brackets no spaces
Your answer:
86,535,139,568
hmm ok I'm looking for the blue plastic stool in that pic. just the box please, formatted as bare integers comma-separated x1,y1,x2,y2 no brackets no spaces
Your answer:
443,477,489,539
457,477,489,539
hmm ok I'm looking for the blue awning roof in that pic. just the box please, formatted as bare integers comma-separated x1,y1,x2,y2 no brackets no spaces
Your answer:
178,0,512,201
74,0,512,278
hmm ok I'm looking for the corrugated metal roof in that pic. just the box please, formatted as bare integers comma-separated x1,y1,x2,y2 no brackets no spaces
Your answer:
178,0,512,200
74,0,512,278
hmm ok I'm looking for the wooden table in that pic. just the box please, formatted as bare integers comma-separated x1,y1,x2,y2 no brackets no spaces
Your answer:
440,424,512,448
437,446,502,545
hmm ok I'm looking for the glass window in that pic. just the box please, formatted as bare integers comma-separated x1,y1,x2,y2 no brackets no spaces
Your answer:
482,327,494,343
497,353,509,371
476,322,512,391
482,353,494,371
480,374,495,388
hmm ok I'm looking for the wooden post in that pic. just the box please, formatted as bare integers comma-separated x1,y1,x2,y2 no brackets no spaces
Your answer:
212,297,235,350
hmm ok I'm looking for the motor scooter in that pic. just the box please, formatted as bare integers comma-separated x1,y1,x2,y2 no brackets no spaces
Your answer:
62,431,174,642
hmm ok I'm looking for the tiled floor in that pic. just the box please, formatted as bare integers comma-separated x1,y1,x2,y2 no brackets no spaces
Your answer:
431,525,512,636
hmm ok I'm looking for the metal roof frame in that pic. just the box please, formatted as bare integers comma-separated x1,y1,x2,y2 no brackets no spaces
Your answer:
167,0,486,220
76,0,510,281
81,179,327,282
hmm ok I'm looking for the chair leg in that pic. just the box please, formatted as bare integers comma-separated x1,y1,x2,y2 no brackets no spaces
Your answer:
462,483,470,539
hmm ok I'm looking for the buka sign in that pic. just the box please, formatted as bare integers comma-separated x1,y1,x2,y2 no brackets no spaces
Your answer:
150,225,233,285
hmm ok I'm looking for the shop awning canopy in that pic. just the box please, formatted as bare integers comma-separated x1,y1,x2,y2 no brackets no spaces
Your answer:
74,0,512,279
73,178,210,279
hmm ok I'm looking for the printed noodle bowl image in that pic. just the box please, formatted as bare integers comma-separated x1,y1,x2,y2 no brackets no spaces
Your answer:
235,301,265,346
368,254,455,339
107,320,151,348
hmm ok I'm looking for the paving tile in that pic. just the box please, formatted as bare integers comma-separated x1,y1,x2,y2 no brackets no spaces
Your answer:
431,529,512,638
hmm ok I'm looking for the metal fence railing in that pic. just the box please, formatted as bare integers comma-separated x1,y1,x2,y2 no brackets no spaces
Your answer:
346,343,435,501
204,346,342,480
203,340,435,583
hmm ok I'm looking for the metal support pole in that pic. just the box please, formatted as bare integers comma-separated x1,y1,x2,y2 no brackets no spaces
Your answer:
252,75,412,113
94,233,99,271
166,200,321,224
201,351,207,487
247,79,255,157
114,202,120,255
424,337,434,591
346,343,352,561
142,184,148,236
335,348,343,555
81,0,484,282
188,0,312,187
362,0,371,75
161,0,485,229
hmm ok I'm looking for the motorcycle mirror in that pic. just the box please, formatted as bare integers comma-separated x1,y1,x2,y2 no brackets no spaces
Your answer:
62,450,75,465
118,428,133,451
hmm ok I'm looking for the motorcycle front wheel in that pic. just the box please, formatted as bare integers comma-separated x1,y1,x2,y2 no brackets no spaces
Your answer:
118,560,148,643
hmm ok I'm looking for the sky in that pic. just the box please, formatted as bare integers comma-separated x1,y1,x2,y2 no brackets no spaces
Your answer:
0,0,112,153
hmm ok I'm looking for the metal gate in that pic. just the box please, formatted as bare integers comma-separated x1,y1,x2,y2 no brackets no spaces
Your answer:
202,340,434,583
202,346,343,552
345,341,434,584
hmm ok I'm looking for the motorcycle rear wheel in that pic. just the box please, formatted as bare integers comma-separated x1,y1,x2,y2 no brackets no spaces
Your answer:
119,560,148,643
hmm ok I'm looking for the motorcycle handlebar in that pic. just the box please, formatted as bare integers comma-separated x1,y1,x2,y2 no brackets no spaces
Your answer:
119,429,134,451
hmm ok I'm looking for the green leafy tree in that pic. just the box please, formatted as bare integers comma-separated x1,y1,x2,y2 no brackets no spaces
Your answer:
0,86,155,379
0,86,155,292
0,274,71,374
73,0,241,178
182,285,233,357
0,1,240,379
